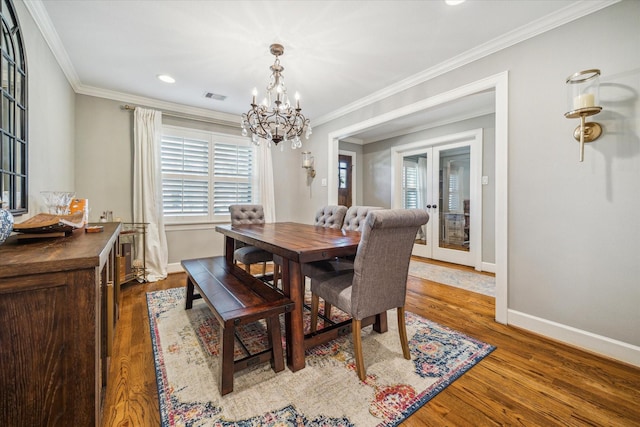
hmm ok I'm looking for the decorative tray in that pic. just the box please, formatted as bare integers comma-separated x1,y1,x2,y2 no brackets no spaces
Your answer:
13,212,85,235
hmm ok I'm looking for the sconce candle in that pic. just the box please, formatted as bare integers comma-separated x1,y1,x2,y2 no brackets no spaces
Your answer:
573,93,595,110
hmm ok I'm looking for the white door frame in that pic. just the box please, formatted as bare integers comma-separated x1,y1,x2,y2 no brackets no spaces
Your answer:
390,129,483,270
326,71,508,324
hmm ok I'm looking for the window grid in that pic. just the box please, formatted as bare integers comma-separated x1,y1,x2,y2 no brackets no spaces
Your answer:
0,0,27,213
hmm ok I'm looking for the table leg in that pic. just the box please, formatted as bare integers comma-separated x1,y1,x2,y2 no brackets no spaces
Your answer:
224,236,235,265
283,259,306,372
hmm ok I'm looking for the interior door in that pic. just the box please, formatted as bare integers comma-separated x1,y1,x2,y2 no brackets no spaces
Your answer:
338,154,352,207
395,132,482,269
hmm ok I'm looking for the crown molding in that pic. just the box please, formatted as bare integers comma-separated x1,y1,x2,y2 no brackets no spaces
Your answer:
313,0,620,126
23,0,81,91
76,84,241,125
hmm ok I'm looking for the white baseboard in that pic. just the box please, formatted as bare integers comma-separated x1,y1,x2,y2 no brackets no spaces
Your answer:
167,262,184,274
508,309,640,367
481,262,496,273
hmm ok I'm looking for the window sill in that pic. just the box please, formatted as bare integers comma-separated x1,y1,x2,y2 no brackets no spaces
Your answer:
164,220,229,232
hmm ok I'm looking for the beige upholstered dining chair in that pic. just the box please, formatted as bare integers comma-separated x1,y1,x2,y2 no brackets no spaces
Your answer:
228,205,278,281
309,208,429,381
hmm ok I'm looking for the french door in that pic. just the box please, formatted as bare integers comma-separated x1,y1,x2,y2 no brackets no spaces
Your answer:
392,130,482,269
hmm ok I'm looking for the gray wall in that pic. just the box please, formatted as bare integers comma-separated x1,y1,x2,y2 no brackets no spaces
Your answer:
293,0,640,349
15,0,75,218
360,114,496,264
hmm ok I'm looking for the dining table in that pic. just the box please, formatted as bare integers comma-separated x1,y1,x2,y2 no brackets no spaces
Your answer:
215,221,388,372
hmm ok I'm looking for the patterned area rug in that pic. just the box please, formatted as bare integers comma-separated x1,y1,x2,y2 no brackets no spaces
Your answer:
408,261,496,297
147,287,495,426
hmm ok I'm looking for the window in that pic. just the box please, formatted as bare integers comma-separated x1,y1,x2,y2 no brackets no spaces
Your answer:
402,160,418,209
161,126,256,224
0,0,27,214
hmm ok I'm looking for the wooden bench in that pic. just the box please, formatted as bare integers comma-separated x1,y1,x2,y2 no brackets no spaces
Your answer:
182,256,293,395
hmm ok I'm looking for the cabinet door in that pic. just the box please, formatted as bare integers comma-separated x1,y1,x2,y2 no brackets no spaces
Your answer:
0,270,99,426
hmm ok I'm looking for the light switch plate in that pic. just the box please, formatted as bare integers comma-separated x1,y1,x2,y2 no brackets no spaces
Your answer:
482,176,489,185
321,178,327,186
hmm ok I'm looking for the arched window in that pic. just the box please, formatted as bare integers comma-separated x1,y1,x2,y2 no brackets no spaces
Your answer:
0,0,27,214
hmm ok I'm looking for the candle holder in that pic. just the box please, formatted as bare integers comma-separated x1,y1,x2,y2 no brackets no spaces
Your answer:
564,69,603,162
301,151,316,178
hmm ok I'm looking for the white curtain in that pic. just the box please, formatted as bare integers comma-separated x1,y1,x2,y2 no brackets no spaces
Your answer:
417,156,429,240
133,107,168,282
254,142,276,222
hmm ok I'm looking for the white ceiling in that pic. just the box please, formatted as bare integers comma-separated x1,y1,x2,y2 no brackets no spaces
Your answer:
30,0,615,137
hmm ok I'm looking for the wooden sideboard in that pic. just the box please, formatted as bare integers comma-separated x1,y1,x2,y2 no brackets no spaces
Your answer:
0,222,120,426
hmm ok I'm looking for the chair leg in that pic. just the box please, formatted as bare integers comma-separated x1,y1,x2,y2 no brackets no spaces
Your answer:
397,306,411,360
244,263,251,273
262,261,267,276
310,294,320,332
324,302,332,321
352,319,366,381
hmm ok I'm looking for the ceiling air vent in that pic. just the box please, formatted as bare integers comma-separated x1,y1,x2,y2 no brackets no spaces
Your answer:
204,92,226,101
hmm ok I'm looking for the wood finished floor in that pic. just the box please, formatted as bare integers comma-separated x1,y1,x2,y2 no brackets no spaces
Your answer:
102,259,640,426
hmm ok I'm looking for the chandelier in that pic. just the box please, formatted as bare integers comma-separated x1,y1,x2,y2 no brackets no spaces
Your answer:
241,43,312,149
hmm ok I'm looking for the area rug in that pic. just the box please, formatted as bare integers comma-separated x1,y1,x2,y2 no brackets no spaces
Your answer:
147,287,495,426
408,261,496,297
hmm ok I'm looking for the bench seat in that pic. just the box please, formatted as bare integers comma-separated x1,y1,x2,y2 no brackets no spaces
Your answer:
182,256,293,395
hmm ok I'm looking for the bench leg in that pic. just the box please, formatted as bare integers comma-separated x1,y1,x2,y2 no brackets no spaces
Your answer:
266,315,284,373
185,277,195,310
219,323,235,396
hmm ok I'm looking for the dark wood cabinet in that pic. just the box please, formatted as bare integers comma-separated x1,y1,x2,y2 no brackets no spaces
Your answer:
0,222,120,426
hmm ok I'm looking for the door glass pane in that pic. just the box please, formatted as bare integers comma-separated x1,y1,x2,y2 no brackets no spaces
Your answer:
403,153,428,246
439,146,470,252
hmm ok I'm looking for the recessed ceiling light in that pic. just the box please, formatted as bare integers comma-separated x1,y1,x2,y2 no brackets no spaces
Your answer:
445,0,466,5
157,74,176,84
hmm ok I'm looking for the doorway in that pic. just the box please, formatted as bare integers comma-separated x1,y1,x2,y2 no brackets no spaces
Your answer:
338,154,353,207
326,71,508,323
392,130,482,269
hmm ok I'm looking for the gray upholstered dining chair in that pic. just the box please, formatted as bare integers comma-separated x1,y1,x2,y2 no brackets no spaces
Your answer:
228,205,278,281
302,206,383,286
309,208,429,381
313,205,347,229
271,205,347,287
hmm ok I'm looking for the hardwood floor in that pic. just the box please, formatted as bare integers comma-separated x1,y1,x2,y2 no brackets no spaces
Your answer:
102,261,640,426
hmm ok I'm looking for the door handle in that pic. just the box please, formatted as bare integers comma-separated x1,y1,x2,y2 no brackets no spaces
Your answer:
426,204,431,209
426,204,438,210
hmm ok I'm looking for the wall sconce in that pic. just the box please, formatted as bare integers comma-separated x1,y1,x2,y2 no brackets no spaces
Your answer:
302,151,316,178
564,69,603,162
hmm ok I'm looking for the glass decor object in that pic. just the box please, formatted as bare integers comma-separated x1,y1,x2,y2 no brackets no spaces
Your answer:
564,69,603,162
40,191,76,215
0,202,13,244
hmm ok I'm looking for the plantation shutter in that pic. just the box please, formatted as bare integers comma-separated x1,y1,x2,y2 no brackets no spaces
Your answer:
403,163,418,209
161,135,210,217
213,143,253,214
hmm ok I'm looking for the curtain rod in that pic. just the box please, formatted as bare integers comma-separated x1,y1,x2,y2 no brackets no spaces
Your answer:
121,104,238,127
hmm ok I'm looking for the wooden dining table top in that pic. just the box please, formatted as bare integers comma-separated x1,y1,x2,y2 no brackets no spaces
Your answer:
215,222,361,263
